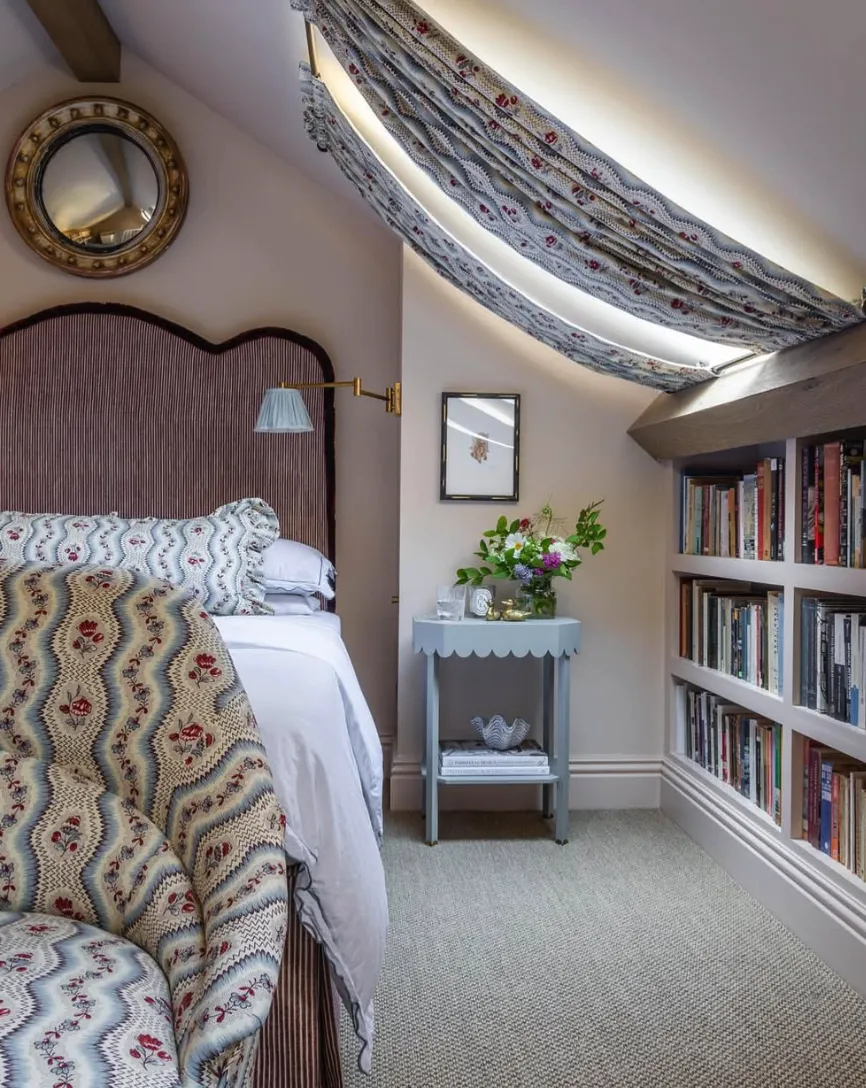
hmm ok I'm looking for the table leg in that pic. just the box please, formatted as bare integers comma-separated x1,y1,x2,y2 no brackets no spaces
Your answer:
425,653,440,845
542,653,554,819
555,654,571,845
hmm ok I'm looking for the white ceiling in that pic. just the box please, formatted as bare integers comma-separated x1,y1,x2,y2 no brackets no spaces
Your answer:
1,0,864,320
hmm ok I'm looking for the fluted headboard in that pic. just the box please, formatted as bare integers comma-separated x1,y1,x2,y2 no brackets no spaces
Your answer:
0,303,336,564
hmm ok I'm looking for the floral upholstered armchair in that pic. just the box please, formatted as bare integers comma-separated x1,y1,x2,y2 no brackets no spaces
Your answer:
0,564,289,1087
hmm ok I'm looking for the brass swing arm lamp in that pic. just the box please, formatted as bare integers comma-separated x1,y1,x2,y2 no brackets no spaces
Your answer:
254,377,401,434
280,377,401,415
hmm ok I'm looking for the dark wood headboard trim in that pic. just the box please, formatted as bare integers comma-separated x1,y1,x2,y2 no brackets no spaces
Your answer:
0,302,337,567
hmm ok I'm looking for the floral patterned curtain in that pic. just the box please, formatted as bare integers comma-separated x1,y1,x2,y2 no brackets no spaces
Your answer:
293,0,863,352
302,67,704,391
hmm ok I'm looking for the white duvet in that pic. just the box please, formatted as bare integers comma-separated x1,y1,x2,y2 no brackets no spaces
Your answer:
213,614,386,1072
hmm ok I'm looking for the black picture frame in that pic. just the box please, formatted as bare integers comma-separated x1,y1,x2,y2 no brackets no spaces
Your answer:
440,392,520,502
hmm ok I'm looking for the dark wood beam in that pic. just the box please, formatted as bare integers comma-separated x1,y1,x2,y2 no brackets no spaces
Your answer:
628,321,866,460
26,0,120,82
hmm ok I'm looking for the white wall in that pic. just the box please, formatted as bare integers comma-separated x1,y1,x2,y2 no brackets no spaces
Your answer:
0,56,402,745
393,250,667,809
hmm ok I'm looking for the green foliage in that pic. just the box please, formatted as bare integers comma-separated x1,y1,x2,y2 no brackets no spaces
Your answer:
454,500,608,588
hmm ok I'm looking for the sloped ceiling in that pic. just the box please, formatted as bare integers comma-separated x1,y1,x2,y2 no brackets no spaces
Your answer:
1,0,864,371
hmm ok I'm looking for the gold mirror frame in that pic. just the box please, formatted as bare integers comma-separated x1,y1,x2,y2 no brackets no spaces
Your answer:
5,97,188,278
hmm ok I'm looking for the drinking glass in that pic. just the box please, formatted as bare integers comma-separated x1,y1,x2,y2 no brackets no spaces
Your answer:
436,583,466,621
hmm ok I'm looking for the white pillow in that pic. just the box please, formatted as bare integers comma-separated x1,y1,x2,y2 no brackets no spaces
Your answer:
265,594,321,616
262,538,335,600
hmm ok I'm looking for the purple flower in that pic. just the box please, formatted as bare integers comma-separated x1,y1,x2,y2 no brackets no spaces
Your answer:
542,553,562,570
533,567,545,578
513,563,532,582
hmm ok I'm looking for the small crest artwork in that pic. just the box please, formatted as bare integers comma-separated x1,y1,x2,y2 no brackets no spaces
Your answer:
440,392,520,502
470,433,489,463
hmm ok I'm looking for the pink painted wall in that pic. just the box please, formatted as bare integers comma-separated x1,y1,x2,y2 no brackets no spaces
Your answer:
393,251,667,810
0,56,402,747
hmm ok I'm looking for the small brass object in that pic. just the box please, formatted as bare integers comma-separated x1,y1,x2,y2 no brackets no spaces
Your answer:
500,598,531,622
485,606,501,621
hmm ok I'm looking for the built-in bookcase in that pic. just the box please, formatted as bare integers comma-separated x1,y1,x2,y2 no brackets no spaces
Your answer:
664,434,866,997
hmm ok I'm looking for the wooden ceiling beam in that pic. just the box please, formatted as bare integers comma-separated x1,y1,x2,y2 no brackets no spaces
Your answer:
26,0,120,82
628,322,866,460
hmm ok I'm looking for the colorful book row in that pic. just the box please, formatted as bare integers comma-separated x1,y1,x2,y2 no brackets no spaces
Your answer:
681,459,785,560
679,579,783,695
800,597,866,727
801,739,866,879
801,440,864,567
679,684,781,825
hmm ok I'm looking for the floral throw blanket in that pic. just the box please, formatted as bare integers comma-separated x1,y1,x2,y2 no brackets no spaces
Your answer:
0,563,289,1086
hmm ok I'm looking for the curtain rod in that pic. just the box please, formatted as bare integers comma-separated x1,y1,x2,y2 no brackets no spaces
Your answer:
305,19,320,77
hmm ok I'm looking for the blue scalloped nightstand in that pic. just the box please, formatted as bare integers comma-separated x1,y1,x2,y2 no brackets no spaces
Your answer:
413,616,581,845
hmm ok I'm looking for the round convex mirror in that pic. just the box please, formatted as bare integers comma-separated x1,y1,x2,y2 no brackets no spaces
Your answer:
39,129,160,253
5,97,188,277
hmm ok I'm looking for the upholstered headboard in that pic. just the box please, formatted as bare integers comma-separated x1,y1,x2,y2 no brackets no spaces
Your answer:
0,303,336,564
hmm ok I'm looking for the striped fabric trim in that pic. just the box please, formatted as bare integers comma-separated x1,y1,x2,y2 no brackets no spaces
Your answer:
252,869,344,1088
0,304,336,566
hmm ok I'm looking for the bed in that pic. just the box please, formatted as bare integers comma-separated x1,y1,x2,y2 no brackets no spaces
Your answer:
0,303,387,1086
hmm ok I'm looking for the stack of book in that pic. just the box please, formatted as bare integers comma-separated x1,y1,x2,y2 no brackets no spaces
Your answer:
679,578,784,695
680,458,785,560
801,440,864,566
802,740,866,878
800,597,866,725
439,740,550,778
679,685,781,824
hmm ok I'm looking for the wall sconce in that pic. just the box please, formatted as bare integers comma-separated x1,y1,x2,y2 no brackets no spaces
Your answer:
254,378,402,434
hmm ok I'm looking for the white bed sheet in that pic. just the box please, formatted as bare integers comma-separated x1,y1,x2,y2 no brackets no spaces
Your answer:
213,614,385,1071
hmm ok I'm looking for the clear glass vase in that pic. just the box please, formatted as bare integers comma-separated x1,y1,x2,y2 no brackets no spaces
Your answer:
523,580,557,619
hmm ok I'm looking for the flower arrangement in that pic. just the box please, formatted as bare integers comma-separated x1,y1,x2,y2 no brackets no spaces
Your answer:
455,501,607,617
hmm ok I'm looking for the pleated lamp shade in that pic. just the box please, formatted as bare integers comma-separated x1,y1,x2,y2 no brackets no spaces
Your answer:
254,387,314,433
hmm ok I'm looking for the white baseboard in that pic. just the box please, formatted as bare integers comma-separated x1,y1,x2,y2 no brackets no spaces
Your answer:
661,756,866,998
389,756,661,812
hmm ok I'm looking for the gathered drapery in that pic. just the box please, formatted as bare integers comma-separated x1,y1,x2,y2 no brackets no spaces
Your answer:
302,67,705,391
294,0,863,353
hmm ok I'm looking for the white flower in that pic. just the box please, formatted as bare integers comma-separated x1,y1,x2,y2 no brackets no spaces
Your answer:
549,539,576,563
504,532,526,554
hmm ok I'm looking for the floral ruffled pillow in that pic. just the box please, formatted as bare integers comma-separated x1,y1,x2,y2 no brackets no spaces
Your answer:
0,498,279,615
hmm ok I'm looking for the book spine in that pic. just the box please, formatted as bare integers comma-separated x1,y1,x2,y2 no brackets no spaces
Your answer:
846,613,854,726
757,463,765,562
817,603,829,716
821,760,833,855
801,445,811,563
831,772,841,861
440,766,551,777
441,757,549,767
808,748,820,849
803,738,810,838
815,445,824,564
778,457,786,561
824,442,841,566
769,458,778,562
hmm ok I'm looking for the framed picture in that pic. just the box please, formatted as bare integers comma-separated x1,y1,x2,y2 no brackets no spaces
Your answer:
440,392,520,502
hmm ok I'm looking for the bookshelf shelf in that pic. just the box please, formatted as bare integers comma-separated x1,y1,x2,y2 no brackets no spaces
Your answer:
665,433,866,995
790,563,866,596
671,553,866,597
788,705,866,763
668,751,781,836
672,553,783,583
670,657,783,719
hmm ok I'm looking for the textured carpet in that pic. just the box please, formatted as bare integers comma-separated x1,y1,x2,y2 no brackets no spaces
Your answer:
342,811,866,1088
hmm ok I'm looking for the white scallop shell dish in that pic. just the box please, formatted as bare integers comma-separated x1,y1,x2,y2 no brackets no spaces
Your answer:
470,714,531,750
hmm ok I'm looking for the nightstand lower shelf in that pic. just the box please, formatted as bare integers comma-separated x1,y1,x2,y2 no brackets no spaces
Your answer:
414,616,581,847
422,766,559,786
